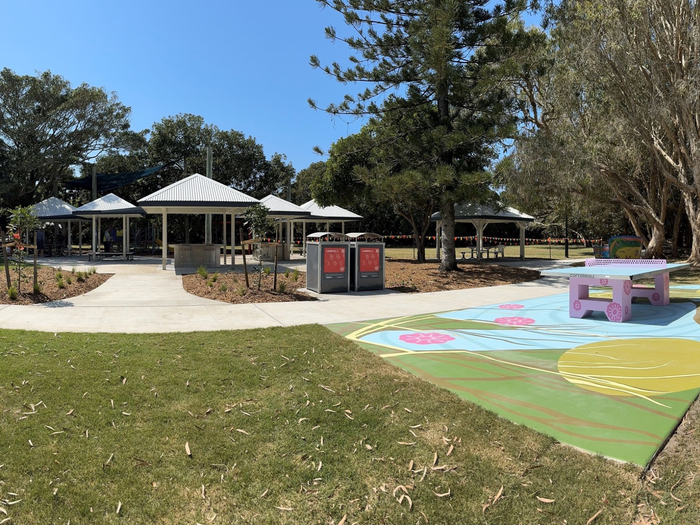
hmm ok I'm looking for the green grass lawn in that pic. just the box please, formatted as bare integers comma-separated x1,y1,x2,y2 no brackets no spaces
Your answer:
0,326,647,524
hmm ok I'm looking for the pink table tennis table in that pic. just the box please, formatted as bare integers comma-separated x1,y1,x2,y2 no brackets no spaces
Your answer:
541,259,690,322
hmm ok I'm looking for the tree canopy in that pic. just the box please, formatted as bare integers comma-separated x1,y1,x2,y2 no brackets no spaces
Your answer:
311,0,533,269
0,68,131,209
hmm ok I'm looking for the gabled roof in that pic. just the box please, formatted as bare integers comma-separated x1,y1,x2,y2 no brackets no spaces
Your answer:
138,174,258,209
260,194,311,218
431,202,534,223
301,200,363,221
73,193,145,216
32,197,77,220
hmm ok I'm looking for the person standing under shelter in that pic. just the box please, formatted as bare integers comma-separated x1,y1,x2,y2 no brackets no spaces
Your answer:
104,229,112,253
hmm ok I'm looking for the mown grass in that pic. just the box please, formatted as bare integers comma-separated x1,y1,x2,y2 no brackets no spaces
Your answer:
0,326,643,524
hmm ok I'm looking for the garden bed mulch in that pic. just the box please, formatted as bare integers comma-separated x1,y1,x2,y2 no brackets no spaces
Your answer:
182,259,541,304
0,266,112,305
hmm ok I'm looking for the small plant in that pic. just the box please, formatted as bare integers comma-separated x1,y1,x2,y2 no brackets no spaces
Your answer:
263,266,271,276
237,286,247,297
211,273,218,282
66,275,72,285
206,280,214,288
33,282,41,294
7,285,18,300
55,270,63,280
76,272,86,282
198,265,208,279
71,267,76,274
56,277,65,289
284,268,290,278
278,282,287,294
89,266,97,275
292,269,299,281
219,283,228,292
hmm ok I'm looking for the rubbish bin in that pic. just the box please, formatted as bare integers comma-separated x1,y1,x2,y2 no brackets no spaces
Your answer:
306,232,350,293
347,233,385,291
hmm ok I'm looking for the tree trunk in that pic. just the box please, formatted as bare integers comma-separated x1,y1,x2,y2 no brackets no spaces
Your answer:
645,222,665,259
671,203,684,258
2,233,10,289
439,201,457,271
683,196,700,266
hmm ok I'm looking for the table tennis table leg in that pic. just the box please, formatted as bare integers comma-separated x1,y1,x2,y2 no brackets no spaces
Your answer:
569,278,592,318
608,279,633,322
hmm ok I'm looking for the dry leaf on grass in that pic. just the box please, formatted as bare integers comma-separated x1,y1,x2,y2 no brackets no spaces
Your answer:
336,514,347,525
434,489,451,498
185,442,192,457
586,509,603,524
536,496,555,503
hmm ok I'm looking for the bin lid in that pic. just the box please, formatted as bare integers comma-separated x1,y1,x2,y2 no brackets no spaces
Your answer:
346,232,383,241
306,232,349,242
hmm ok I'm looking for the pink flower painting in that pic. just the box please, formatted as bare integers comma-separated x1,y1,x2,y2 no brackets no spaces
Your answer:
498,304,524,310
606,302,623,322
399,332,456,345
494,317,535,326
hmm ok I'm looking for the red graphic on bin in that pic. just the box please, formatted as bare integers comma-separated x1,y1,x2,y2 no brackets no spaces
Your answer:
360,247,381,273
323,247,346,273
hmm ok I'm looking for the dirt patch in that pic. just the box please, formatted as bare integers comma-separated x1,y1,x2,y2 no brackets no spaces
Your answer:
182,268,315,304
384,259,541,293
0,265,112,305
182,259,541,303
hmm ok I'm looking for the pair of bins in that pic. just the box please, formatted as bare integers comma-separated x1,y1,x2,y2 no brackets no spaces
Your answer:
306,232,385,293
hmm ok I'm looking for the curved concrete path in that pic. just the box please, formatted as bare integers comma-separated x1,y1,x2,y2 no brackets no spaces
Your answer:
0,255,570,333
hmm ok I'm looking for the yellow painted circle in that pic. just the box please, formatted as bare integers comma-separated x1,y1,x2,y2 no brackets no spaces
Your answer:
557,339,700,397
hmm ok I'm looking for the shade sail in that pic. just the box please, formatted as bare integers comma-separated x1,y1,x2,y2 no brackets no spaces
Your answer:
66,165,168,193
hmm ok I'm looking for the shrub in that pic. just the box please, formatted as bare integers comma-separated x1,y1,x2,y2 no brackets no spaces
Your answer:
71,267,76,274
55,270,63,280
56,277,65,289
198,266,208,279
207,280,214,288
278,282,287,294
66,275,72,285
33,282,42,294
219,283,228,292
211,273,219,282
88,267,97,275
284,268,290,278
76,272,86,283
292,269,299,281
237,286,247,297
7,286,18,300
263,266,271,276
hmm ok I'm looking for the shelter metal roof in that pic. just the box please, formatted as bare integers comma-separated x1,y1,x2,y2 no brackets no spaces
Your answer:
138,174,258,213
431,202,534,223
260,194,311,218
300,200,362,221
31,197,77,220
73,193,145,217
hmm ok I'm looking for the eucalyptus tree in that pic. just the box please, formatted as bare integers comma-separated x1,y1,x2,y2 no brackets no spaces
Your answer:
310,0,530,270
0,68,131,208
503,4,680,257
540,0,700,262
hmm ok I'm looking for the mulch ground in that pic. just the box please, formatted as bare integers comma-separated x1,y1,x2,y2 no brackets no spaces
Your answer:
0,265,112,305
181,259,541,304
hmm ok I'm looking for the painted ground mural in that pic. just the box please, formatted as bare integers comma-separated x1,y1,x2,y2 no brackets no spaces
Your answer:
327,286,700,466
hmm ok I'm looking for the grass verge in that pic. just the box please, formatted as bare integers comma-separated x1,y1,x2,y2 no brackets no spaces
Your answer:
0,326,642,524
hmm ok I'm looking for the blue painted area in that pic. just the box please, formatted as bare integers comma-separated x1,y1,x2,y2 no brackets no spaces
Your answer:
358,290,700,352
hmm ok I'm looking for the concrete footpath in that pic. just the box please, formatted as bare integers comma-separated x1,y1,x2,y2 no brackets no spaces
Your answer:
0,256,572,333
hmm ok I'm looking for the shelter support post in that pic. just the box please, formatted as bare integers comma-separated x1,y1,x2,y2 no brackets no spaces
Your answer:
231,214,235,266
162,210,168,270
126,217,130,256
67,220,72,256
122,216,126,260
341,222,345,235
92,217,97,256
285,219,291,259
302,222,306,256
519,223,526,260
79,222,82,255
223,213,227,266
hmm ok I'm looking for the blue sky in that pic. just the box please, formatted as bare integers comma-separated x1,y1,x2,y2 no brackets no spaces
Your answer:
0,1,543,174
0,1,363,172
